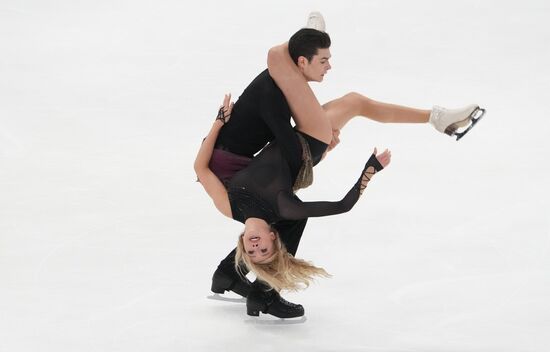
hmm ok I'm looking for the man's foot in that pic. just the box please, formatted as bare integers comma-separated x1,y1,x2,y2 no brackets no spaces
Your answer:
211,266,251,298
430,104,485,140
246,282,304,318
305,11,326,32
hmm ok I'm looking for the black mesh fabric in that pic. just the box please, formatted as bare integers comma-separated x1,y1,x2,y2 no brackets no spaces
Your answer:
228,139,384,223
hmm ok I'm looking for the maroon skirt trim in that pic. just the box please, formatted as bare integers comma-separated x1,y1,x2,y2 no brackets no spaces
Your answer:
208,148,252,185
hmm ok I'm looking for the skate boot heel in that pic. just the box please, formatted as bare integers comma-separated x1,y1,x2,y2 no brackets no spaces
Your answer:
210,281,226,294
246,300,264,316
247,307,260,316
211,270,234,294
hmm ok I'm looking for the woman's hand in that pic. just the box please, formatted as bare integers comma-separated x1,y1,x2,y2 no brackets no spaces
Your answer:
373,147,391,168
356,147,391,196
215,93,234,125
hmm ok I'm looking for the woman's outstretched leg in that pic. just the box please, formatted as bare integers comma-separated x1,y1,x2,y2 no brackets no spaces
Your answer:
322,92,430,131
322,92,484,140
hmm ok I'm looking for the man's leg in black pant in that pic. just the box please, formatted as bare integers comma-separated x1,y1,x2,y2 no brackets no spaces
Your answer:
274,218,308,256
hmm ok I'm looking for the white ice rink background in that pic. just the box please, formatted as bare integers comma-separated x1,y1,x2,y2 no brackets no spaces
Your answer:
1,0,549,351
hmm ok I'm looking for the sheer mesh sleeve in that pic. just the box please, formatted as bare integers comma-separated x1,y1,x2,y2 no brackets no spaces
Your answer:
276,153,384,220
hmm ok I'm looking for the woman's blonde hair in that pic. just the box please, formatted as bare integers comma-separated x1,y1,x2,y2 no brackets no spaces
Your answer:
235,228,330,292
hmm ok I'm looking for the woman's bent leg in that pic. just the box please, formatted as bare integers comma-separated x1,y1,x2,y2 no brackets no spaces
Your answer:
268,44,332,144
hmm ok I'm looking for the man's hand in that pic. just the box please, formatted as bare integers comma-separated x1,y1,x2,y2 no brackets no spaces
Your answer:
320,129,340,162
327,129,340,152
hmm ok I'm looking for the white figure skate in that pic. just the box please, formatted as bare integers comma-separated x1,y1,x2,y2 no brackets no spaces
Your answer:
305,11,326,32
430,104,485,141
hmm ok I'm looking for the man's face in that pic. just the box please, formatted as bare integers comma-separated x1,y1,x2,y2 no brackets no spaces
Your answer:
298,48,332,82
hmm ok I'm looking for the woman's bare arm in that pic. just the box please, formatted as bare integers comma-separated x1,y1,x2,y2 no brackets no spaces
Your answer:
193,95,233,218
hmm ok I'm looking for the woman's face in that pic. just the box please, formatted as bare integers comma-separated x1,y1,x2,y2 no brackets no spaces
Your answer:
242,226,276,263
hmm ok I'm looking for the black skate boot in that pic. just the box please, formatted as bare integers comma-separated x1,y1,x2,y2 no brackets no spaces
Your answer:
211,266,251,297
211,249,251,297
246,281,304,318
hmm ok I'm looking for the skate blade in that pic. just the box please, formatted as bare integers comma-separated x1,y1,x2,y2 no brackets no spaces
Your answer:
206,293,246,303
454,107,486,141
244,315,307,325
443,105,480,136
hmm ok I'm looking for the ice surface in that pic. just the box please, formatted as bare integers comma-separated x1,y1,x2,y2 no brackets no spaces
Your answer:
1,0,549,351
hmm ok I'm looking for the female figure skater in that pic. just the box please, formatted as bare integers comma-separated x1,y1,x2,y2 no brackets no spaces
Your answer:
195,89,391,316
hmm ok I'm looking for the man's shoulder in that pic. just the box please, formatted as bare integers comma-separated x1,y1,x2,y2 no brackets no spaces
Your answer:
246,69,283,96
251,69,275,86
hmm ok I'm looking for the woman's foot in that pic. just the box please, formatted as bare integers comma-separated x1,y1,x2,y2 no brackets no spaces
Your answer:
305,11,326,32
430,104,485,140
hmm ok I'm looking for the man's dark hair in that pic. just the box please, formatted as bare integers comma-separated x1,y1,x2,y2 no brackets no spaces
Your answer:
288,28,331,64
